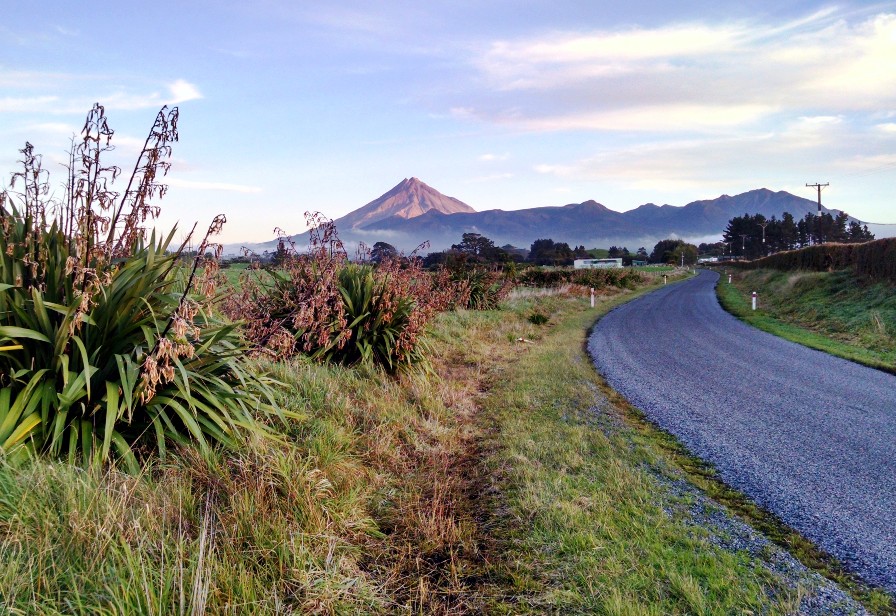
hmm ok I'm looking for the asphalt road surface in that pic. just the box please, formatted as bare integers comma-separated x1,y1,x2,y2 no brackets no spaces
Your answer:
588,269,896,593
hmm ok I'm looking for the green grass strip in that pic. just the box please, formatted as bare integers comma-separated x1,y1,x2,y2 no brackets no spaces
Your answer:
460,281,800,614
715,269,896,375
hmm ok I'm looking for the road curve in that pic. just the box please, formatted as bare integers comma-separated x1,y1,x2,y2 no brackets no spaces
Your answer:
588,269,896,593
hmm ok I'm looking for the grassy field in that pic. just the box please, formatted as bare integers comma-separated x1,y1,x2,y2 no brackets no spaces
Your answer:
716,268,896,374
2,268,890,613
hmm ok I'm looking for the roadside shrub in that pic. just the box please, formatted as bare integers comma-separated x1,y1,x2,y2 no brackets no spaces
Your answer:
228,216,454,372
733,238,896,283
0,105,277,469
517,266,644,289
450,266,514,310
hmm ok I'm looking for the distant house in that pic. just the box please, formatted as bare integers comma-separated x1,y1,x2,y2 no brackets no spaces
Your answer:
631,260,648,267
573,258,623,269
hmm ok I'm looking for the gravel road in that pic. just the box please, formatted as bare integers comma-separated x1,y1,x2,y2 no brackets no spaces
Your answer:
588,269,896,594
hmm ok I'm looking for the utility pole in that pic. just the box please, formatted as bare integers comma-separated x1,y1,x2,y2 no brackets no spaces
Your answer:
806,182,829,216
759,221,769,255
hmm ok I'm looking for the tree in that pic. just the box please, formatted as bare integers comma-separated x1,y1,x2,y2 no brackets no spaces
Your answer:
271,239,290,267
370,241,398,264
670,243,698,266
451,232,507,263
649,239,684,264
528,238,574,265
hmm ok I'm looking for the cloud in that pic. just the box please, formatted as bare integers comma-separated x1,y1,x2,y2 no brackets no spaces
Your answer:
877,123,896,133
478,153,509,161
0,96,60,113
168,79,202,104
166,178,262,193
53,25,78,37
457,9,896,133
515,104,773,132
0,71,201,116
533,133,798,194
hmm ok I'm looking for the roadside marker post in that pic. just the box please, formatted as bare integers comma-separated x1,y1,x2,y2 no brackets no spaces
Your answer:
752,291,757,311
728,274,732,284
590,287,595,308
663,275,667,285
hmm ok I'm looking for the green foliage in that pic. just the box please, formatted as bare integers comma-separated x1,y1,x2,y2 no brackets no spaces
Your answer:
0,208,277,468
451,266,513,310
650,239,693,264
719,268,896,373
527,238,588,265
731,238,896,283
229,216,451,372
320,263,427,370
723,211,874,259
517,266,643,289
451,232,509,263
670,242,698,266
0,105,277,469
527,311,549,325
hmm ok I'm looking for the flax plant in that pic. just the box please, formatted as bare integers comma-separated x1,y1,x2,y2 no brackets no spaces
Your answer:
0,104,277,469
227,214,458,372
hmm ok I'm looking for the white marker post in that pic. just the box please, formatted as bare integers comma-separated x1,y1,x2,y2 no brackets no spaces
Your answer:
590,287,595,308
728,274,732,284
663,275,668,285
752,291,757,311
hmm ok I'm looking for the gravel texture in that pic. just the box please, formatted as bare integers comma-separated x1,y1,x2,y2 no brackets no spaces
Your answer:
588,270,896,595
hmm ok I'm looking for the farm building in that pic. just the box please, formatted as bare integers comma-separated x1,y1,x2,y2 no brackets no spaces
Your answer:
573,258,623,269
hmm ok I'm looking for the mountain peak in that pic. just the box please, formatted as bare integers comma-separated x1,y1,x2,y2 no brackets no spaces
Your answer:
336,178,476,229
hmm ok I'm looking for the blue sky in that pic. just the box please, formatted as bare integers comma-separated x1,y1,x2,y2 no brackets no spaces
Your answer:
2,1,895,245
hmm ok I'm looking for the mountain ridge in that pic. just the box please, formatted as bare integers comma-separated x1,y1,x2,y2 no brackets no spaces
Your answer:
335,177,476,230
228,182,890,255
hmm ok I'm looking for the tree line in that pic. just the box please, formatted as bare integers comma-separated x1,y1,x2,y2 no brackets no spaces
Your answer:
419,233,594,268
709,211,874,260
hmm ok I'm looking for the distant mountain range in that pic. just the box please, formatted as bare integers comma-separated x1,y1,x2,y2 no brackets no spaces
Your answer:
228,177,894,255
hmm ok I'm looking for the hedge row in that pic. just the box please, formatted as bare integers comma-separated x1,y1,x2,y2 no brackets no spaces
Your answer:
517,267,643,289
732,238,896,282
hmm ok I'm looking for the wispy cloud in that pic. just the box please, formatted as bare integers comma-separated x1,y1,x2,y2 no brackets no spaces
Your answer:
0,74,202,116
515,104,773,132
53,25,78,37
478,153,509,161
0,96,60,113
458,9,896,133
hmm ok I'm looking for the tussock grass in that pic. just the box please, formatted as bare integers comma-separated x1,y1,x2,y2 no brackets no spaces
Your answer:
0,348,487,613
717,268,896,373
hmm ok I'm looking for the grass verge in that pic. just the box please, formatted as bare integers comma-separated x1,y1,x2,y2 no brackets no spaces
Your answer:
456,275,892,614
2,269,889,613
716,268,896,374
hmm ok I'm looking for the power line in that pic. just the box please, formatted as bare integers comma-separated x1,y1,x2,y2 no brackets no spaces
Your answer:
836,161,896,179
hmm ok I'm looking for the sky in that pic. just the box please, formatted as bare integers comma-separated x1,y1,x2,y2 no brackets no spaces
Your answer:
1,1,895,246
